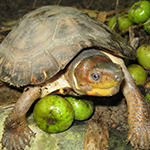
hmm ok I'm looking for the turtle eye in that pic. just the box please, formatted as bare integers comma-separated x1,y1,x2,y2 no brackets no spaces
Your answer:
90,73,101,81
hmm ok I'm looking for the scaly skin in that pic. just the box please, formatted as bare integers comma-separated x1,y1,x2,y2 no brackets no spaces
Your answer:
103,51,150,149
1,87,41,150
122,63,150,150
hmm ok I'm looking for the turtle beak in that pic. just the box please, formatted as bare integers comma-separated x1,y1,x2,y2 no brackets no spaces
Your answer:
74,68,124,97
86,64,124,97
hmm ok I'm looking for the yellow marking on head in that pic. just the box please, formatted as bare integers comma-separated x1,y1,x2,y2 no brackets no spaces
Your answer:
86,88,118,96
72,61,83,90
89,76,119,89
42,70,48,80
72,72,81,90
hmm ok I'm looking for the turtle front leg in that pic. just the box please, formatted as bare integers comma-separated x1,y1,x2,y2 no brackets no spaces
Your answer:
102,51,150,149
1,86,41,150
121,63,150,149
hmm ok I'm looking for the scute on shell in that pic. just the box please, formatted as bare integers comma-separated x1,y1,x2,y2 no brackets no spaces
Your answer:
0,6,135,87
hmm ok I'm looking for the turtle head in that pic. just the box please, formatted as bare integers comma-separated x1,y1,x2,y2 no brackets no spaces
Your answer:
66,51,124,96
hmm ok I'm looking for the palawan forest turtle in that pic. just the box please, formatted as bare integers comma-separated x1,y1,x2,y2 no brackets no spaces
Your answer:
0,5,150,150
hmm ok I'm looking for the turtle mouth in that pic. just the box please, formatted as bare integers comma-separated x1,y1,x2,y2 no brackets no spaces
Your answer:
73,72,123,97
86,85,121,97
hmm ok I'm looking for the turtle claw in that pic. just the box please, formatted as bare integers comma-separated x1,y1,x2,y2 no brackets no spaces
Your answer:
127,122,150,150
1,118,35,150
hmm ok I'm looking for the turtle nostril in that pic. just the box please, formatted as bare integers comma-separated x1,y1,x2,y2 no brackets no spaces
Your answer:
114,74,119,80
114,74,121,82
114,71,124,82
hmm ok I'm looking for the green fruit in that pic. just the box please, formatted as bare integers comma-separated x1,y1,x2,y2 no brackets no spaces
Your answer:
144,19,150,33
65,96,94,120
144,93,150,103
128,1,150,23
33,95,74,133
108,14,132,31
137,44,150,70
128,64,146,85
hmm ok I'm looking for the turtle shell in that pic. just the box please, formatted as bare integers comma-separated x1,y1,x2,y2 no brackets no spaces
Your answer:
0,6,135,87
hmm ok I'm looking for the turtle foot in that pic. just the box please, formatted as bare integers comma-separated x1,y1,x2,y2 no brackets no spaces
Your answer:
127,122,150,150
1,117,35,150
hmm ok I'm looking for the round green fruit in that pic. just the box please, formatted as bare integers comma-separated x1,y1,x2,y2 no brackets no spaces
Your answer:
65,96,94,120
128,1,150,23
128,64,146,85
108,14,132,31
33,95,74,133
137,44,150,70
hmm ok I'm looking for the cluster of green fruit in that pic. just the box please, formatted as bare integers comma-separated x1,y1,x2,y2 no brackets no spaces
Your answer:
108,1,150,101
128,44,150,86
108,1,150,32
126,1,150,86
128,44,150,103
33,95,94,133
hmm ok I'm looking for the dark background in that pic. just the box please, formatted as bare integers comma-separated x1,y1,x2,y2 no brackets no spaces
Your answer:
0,0,139,21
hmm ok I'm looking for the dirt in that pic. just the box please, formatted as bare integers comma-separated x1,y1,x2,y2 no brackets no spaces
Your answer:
0,84,21,107
0,0,138,21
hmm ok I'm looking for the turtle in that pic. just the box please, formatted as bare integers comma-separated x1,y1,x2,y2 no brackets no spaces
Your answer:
0,5,150,150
